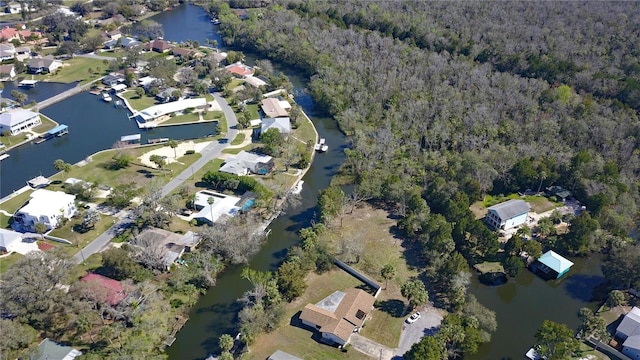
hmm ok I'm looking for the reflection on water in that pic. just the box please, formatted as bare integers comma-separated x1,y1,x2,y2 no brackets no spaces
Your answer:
496,281,517,304
2,81,77,103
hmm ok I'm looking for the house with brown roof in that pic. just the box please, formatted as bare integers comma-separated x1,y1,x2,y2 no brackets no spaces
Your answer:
172,47,203,59
299,288,375,346
134,228,200,270
261,97,289,118
225,62,253,77
146,39,172,53
27,56,62,74
0,26,18,42
0,64,16,80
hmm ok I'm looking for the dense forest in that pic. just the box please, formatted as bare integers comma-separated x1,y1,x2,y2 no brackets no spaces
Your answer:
211,0,640,357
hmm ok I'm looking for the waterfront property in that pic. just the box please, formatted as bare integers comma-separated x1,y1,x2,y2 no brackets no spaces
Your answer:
0,64,16,80
225,62,254,77
120,134,141,145
260,117,292,136
0,108,41,135
26,56,62,74
299,288,376,347
485,199,530,230
134,228,200,270
219,150,274,176
261,97,289,118
132,98,207,128
193,190,242,224
615,306,640,359
31,338,82,360
35,124,68,144
531,250,574,279
13,189,77,232
102,73,126,86
0,228,22,253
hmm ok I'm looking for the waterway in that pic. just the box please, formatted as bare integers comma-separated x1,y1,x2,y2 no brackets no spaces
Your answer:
0,92,216,197
2,81,78,104
151,4,608,359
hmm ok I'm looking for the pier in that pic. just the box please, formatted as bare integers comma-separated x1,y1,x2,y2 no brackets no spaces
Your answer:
18,79,38,88
35,124,68,144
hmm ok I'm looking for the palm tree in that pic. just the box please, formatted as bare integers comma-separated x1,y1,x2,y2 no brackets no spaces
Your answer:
207,196,215,223
381,263,396,290
168,139,178,158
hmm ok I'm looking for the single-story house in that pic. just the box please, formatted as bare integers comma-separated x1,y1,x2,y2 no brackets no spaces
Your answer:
0,43,14,61
0,25,18,40
146,39,172,53
0,108,41,135
485,199,530,230
14,46,31,61
18,30,41,42
260,117,291,135
616,307,640,359
219,150,274,176
193,190,242,224
134,98,207,125
225,62,253,77
299,288,376,346
120,37,141,48
0,228,22,253
27,56,62,74
533,250,574,279
268,350,303,360
155,87,181,103
81,273,130,306
137,75,158,89
244,75,268,88
101,73,126,86
172,47,203,58
13,189,77,232
31,338,82,360
107,29,122,40
210,51,228,64
261,97,289,118
111,83,127,93
134,228,200,270
0,64,16,80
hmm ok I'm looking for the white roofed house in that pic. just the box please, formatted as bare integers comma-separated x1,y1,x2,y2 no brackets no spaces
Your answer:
0,43,15,61
0,109,41,135
219,151,274,176
193,190,242,225
13,189,77,232
27,56,62,74
0,228,22,253
485,199,530,230
616,307,640,359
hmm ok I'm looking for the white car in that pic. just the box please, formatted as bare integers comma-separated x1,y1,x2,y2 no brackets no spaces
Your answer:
406,312,421,324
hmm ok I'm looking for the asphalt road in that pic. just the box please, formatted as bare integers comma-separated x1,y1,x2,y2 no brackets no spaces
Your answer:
72,93,237,263
395,307,443,357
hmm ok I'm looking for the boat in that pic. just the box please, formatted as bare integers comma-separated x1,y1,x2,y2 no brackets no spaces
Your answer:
0,153,9,161
211,18,221,25
102,92,112,102
292,180,304,195
314,138,328,152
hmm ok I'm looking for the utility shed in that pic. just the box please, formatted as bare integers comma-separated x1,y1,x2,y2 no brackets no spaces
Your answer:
534,250,574,279
485,199,530,230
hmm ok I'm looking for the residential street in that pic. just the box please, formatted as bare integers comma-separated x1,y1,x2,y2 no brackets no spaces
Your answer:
72,93,237,263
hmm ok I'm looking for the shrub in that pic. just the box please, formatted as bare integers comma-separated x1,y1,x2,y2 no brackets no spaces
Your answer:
185,149,195,155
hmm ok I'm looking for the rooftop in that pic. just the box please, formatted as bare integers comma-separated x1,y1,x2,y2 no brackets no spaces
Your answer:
538,250,574,274
617,307,640,338
81,273,129,306
18,189,75,216
261,97,288,118
193,190,241,223
261,117,291,134
136,98,207,122
32,338,81,360
488,199,530,219
0,108,38,127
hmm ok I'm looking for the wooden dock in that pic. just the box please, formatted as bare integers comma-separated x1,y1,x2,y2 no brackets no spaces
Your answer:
163,315,188,347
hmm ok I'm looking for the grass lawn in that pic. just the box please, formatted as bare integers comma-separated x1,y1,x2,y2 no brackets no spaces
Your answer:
48,214,117,257
524,195,561,214
65,252,103,283
31,115,58,133
323,205,418,348
121,91,157,111
473,261,505,274
244,104,260,120
162,112,201,125
1,190,34,214
0,213,11,229
574,341,613,360
202,110,224,121
231,133,245,145
0,115,55,147
293,112,317,145
0,253,23,274
222,143,258,155
226,78,244,91
34,57,107,84
246,269,371,360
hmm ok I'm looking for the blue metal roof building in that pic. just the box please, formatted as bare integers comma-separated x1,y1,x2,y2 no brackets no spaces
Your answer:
536,250,574,279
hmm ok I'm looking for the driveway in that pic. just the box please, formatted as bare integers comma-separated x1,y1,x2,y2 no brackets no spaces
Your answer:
349,333,395,360
395,307,443,358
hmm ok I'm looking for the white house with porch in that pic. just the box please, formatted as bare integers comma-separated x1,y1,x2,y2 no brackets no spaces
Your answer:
485,199,530,230
13,189,76,232
0,109,41,135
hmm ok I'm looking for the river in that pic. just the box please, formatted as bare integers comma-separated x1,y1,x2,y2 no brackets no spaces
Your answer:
150,4,609,359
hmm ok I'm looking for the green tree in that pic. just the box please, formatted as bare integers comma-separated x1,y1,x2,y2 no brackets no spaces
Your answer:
135,87,145,97
534,320,579,360
404,335,441,360
503,255,524,277
0,319,37,359
276,261,307,301
168,139,178,158
561,212,599,255
259,127,284,156
381,263,396,290
10,90,27,106
149,154,166,171
504,234,523,256
218,333,234,353
34,222,47,238
606,290,626,307
577,308,608,346
523,239,543,259
53,158,71,172
401,278,429,310
317,185,346,224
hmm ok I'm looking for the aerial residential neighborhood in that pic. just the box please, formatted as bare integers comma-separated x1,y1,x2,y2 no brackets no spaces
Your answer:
0,1,639,360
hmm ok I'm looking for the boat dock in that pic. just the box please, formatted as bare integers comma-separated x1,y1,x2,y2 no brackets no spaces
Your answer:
163,315,189,347
314,138,328,152
19,79,38,88
148,138,169,144
0,153,9,161
35,124,68,144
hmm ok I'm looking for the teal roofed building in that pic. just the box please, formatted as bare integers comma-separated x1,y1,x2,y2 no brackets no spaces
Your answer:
534,250,574,279
31,338,82,360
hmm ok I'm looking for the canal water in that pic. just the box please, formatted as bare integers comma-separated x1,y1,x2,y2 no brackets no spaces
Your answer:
0,92,216,197
2,81,77,104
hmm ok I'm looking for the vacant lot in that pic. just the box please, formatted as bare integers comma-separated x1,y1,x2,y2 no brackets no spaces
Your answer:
35,57,107,84
247,269,371,360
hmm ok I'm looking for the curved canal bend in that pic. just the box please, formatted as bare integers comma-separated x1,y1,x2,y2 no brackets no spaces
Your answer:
156,4,607,360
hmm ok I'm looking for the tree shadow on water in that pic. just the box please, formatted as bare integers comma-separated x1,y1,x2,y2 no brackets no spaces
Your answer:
563,274,605,302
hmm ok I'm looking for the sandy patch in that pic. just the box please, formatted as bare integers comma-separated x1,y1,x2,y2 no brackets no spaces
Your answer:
139,141,211,168
209,99,222,112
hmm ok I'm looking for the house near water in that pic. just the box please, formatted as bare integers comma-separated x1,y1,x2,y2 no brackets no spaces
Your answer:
531,250,574,280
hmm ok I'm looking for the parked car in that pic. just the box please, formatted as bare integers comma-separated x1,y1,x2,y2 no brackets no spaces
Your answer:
406,312,421,324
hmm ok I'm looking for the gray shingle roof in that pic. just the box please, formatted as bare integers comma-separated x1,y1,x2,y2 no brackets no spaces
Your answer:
624,335,640,351
618,307,640,338
488,199,530,220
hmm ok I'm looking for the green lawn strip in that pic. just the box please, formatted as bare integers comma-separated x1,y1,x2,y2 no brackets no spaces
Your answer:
293,114,317,145
31,115,58,133
524,195,561,214
473,261,505,274
202,110,224,121
33,57,107,84
121,91,157,111
48,214,117,257
0,214,11,229
574,341,610,360
231,133,245,145
245,104,260,119
1,190,34,214
0,253,23,274
222,143,258,155
162,112,201,125
65,253,103,283
0,132,28,147
247,269,370,360
95,50,124,58
226,78,244,91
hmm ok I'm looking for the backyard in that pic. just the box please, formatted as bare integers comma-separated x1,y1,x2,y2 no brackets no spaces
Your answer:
48,213,117,258
33,57,108,85
121,91,157,111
